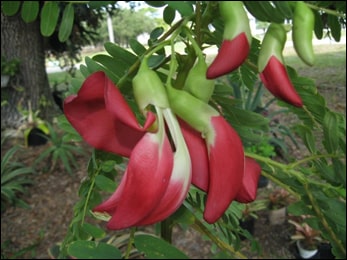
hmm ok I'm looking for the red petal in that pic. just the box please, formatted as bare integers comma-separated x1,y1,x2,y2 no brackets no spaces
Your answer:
235,157,261,203
203,116,245,223
259,56,303,107
93,131,174,230
179,119,209,192
138,111,192,225
64,71,152,157
206,33,250,79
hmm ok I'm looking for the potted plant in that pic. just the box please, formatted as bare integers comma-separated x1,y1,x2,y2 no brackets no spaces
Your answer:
267,188,295,225
1,55,20,87
288,217,323,259
238,199,269,240
17,102,50,147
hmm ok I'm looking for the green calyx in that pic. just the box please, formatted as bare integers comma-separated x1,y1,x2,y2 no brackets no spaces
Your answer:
133,59,170,113
258,23,287,72
166,84,219,138
220,1,252,43
183,57,215,103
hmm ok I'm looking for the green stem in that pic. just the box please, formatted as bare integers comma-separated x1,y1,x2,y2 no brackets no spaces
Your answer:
117,40,171,88
160,218,173,243
305,3,346,18
183,27,204,60
304,183,346,256
124,228,136,259
117,18,187,88
192,218,247,258
247,152,342,191
289,153,342,168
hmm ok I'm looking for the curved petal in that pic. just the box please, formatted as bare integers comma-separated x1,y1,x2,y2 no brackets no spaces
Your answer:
64,71,154,157
203,116,245,224
259,56,303,107
179,119,209,192
206,33,250,79
235,157,261,203
137,109,192,225
93,119,174,230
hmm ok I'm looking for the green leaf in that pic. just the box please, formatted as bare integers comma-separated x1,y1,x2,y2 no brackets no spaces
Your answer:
40,1,60,37
287,201,314,216
104,42,138,65
79,64,91,78
2,1,21,16
322,110,339,153
129,38,147,56
58,3,75,42
165,1,193,17
150,27,165,40
148,54,166,69
92,54,128,81
327,14,341,42
68,241,122,259
134,234,189,259
145,1,166,8
95,175,117,193
87,1,115,9
293,124,316,153
313,10,324,40
227,106,270,129
82,223,106,239
163,6,176,25
21,1,39,23
84,56,105,74
272,1,292,19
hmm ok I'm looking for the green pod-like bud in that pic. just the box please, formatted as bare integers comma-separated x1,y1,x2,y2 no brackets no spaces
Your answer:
258,23,288,72
183,57,215,103
220,1,252,43
133,59,170,112
292,1,315,66
166,85,219,139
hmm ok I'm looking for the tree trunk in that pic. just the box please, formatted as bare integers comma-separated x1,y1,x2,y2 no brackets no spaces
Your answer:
1,11,59,131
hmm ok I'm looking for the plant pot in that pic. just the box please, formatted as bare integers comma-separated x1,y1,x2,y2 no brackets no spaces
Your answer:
239,217,255,240
268,206,286,225
296,240,319,259
257,175,269,188
1,74,10,87
318,242,334,259
27,127,49,146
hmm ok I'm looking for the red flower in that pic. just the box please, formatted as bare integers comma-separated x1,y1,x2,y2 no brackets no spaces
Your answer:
64,72,191,230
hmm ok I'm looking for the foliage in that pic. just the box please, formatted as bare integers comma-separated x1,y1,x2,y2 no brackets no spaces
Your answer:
3,1,346,259
2,1,107,69
1,55,20,76
1,138,35,212
33,121,86,175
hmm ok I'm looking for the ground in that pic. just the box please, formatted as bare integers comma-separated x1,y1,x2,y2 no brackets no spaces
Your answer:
1,43,345,259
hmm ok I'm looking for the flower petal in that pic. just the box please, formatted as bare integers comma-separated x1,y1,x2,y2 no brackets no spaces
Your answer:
179,119,209,192
203,116,245,223
137,109,192,225
206,33,250,79
259,56,303,107
235,157,261,203
64,71,154,157
93,110,174,230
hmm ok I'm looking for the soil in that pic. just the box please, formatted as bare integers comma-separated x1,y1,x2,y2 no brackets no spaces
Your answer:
1,43,345,259
0,140,299,259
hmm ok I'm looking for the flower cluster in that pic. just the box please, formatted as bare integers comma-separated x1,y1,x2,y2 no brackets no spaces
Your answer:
64,57,261,230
